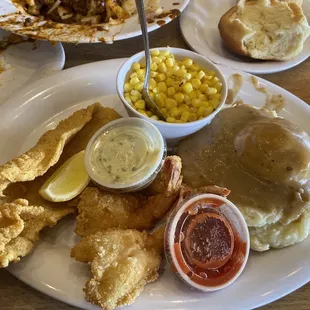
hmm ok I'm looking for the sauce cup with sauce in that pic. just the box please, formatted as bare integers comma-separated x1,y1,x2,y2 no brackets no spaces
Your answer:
165,193,250,292
85,117,166,193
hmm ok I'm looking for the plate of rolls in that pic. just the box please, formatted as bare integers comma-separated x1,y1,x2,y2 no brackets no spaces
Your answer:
180,0,310,73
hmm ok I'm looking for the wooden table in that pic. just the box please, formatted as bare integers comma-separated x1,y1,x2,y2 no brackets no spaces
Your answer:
0,18,309,310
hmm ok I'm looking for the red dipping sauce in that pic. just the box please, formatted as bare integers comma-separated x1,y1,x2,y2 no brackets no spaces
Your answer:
165,194,249,291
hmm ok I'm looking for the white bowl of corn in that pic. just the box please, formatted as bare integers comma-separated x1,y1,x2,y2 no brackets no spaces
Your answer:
116,47,227,143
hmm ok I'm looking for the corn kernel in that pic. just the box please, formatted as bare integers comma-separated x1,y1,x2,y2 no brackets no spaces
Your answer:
124,83,133,92
158,63,167,73
155,94,165,107
137,109,147,116
198,116,204,120
151,49,160,56
166,116,176,123
157,82,167,93
192,99,201,108
150,63,158,71
166,78,174,86
184,73,192,80
149,78,157,90
182,58,193,68
173,65,180,73
156,73,166,82
180,111,190,122
215,93,221,99
153,86,160,94
179,104,189,112
189,90,197,100
204,107,214,117
191,78,201,89
206,87,217,95
174,92,184,103
175,69,187,77
131,62,140,71
136,69,145,79
191,71,197,78
196,70,205,80
150,71,158,78
199,94,207,101
200,84,209,93
213,77,220,83
210,99,220,108
165,98,178,109
166,70,174,78
125,97,132,105
160,50,170,57
160,93,167,99
152,56,162,64
131,90,141,98
215,82,222,92
189,113,197,122
182,82,193,94
191,64,200,71
146,111,153,117
197,106,205,117
130,77,140,86
168,87,176,96
139,60,146,68
160,108,167,115
184,94,191,105
165,58,175,68
149,92,155,101
200,101,210,108
189,107,197,113
130,72,138,79
134,82,144,92
130,95,139,103
135,99,145,110
151,115,159,120
169,107,181,118
159,56,166,62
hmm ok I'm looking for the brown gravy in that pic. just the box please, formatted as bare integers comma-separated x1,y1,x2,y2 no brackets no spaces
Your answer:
177,105,310,225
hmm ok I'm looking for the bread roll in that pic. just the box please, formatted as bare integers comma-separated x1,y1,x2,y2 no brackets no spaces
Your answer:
219,0,310,60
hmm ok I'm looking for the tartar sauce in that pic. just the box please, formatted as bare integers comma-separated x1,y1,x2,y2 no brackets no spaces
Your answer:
85,118,166,192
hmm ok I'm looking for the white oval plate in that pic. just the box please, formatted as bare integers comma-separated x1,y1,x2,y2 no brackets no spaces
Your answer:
0,30,65,104
0,1,189,43
180,0,310,74
0,59,309,310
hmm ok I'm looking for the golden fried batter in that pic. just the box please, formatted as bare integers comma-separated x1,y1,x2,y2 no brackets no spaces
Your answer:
75,156,183,237
0,103,121,267
71,229,162,310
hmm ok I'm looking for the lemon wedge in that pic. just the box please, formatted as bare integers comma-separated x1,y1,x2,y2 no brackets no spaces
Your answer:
39,150,90,202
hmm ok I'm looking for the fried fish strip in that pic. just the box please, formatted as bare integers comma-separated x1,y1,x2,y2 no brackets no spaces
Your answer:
75,156,183,237
0,103,121,267
71,229,161,310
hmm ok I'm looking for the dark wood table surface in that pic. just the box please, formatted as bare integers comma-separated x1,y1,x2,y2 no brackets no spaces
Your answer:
0,18,309,310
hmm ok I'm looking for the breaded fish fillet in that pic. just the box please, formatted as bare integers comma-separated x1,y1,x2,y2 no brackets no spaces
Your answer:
74,156,183,237
71,228,163,310
0,103,121,267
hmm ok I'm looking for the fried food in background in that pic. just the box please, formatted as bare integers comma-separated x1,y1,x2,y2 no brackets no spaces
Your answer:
219,0,310,60
74,156,183,236
178,105,310,251
71,183,230,310
71,228,163,310
0,103,121,267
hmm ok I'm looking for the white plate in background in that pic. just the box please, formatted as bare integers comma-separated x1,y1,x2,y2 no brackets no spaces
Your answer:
0,30,65,103
0,59,308,310
180,0,310,74
0,1,190,43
